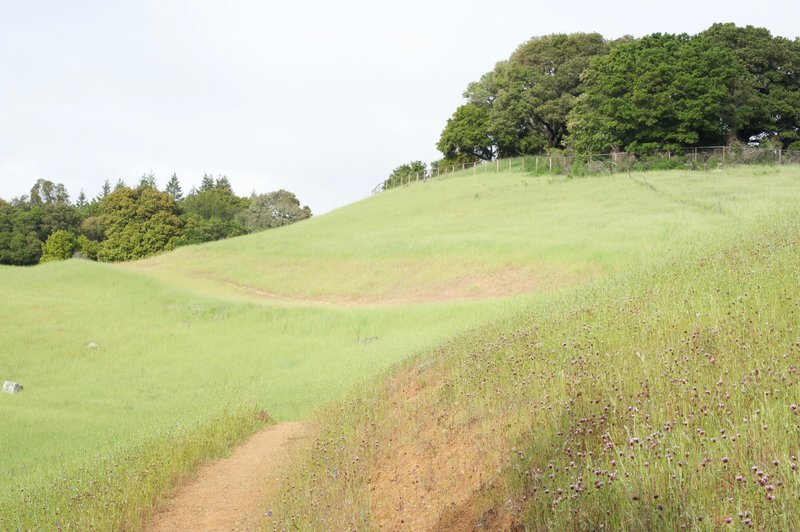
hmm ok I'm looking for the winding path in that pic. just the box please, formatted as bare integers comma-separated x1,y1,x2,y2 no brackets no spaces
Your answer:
147,421,309,532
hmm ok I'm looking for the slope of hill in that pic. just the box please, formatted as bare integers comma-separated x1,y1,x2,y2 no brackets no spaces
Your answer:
125,166,798,304
1,165,799,528
273,207,800,530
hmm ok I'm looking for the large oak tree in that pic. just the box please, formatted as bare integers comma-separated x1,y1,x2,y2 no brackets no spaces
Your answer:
567,33,753,153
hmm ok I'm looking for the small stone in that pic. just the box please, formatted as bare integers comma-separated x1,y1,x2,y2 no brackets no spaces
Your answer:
87,342,98,350
3,381,23,394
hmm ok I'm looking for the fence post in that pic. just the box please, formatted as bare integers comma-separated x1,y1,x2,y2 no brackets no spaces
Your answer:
549,156,552,173
722,146,726,165
473,162,476,175
778,149,782,165
523,156,526,171
496,159,499,173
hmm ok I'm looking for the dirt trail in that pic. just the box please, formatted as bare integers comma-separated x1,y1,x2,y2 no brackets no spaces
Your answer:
147,421,309,532
369,367,515,530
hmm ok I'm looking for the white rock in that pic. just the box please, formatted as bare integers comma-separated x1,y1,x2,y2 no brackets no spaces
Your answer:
3,381,23,394
87,342,98,350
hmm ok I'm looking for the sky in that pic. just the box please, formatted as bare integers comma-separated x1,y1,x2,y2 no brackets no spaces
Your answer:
1,1,798,214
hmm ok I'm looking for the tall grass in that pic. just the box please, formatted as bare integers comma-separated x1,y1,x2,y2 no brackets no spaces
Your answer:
6,405,267,530
127,167,800,303
0,261,520,528
271,211,800,529
1,166,798,527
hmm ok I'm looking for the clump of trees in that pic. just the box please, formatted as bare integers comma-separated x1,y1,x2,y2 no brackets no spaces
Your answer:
245,190,312,231
436,32,613,164
386,23,799,184
383,161,427,189
0,174,312,265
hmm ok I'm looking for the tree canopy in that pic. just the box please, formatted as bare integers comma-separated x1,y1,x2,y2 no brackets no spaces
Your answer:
435,33,611,167
245,190,312,231
383,161,427,189
97,186,184,262
567,33,753,152
0,174,312,265
701,23,800,147
489,33,610,150
425,23,800,168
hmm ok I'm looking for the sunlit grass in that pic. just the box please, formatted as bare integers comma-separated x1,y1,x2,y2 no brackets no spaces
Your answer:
272,213,800,529
1,165,798,527
127,166,800,303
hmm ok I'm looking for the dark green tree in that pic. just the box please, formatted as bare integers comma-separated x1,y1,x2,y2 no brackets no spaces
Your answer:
437,103,497,162
384,161,427,189
215,176,233,193
200,174,216,192
76,189,87,208
97,186,183,262
701,23,800,146
0,199,43,265
245,190,311,232
23,180,81,242
29,179,69,206
75,235,99,260
40,229,77,262
462,68,532,158
139,172,157,189
96,180,111,202
165,173,183,200
567,33,753,152
487,33,610,149
177,186,249,244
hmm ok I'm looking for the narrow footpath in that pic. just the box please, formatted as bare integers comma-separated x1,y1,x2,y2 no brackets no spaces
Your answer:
147,421,310,532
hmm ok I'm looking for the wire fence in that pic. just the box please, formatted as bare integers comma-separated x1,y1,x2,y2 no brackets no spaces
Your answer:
373,146,800,194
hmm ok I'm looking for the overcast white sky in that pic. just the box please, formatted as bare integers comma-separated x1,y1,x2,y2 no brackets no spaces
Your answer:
1,1,798,213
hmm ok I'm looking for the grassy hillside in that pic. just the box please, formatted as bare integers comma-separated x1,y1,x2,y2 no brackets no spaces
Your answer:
1,166,799,528
126,166,799,304
273,212,800,530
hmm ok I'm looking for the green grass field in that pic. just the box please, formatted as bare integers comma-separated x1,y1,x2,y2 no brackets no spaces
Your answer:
1,166,799,528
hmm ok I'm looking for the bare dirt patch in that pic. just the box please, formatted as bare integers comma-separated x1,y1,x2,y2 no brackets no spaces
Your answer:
369,366,520,530
220,264,589,307
147,421,310,532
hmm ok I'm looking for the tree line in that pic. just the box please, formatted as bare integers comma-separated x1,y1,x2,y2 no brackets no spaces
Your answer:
386,23,799,188
0,174,311,265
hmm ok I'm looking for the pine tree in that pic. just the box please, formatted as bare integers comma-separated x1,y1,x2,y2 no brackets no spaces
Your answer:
165,173,183,200
139,172,157,189
96,180,111,201
200,174,215,192
215,175,233,193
